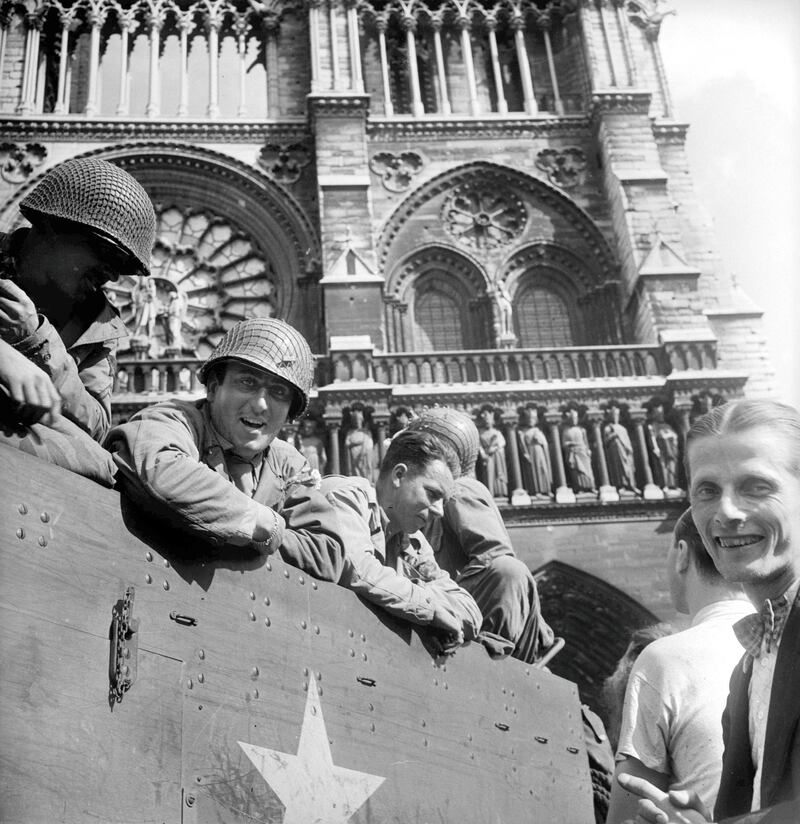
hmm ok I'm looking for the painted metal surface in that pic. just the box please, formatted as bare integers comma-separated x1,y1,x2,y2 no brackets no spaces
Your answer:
0,444,594,823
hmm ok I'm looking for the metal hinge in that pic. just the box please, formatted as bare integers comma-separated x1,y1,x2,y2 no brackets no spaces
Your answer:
109,585,139,705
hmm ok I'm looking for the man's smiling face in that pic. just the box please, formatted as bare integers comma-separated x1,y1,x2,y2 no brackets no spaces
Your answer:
207,361,294,459
689,426,800,601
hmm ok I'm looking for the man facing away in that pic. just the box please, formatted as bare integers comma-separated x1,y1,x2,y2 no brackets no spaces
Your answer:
619,398,800,824
106,317,344,583
606,509,753,823
321,428,482,654
0,157,156,484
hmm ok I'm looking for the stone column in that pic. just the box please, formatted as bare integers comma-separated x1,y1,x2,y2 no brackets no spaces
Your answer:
587,410,618,502
402,11,424,117
236,25,248,117
376,14,393,116
630,409,663,500
504,417,531,506
326,419,341,475
456,14,479,116
511,14,537,115
206,12,221,118
545,411,574,503
144,11,161,117
345,0,363,93
612,0,636,85
594,0,618,86
431,15,451,114
18,13,42,114
485,16,507,114
177,17,190,117
54,14,72,114
537,10,563,114
309,0,322,91
329,0,341,90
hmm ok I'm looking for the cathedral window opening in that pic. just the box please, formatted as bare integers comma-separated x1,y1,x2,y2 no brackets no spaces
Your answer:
516,285,574,348
0,0,285,119
358,0,583,118
413,286,464,351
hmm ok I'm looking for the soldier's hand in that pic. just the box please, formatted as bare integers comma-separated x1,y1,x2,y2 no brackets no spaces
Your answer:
0,278,39,342
431,605,464,654
0,339,61,426
617,774,712,824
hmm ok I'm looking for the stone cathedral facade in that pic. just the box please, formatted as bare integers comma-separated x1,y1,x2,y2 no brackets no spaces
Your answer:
0,0,774,701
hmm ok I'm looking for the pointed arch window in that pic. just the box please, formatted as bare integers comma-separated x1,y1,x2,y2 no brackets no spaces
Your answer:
516,286,575,347
414,286,464,350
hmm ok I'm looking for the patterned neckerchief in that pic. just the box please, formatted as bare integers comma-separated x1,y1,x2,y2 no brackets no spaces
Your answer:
733,590,794,671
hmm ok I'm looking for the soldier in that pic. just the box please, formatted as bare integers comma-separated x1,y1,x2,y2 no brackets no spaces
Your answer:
409,407,555,664
322,429,482,654
0,157,156,484
106,318,344,582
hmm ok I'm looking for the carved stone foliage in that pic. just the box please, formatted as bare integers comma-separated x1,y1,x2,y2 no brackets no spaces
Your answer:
107,204,278,359
257,143,311,184
0,142,47,183
368,150,424,192
441,184,526,251
535,147,587,189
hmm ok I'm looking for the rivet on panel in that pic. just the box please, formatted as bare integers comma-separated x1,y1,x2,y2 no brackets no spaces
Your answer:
314,625,320,635
248,611,256,621
298,575,305,585
145,551,153,562
16,528,24,539
360,633,366,642
303,667,309,676
187,679,193,689
251,667,260,678
37,536,47,547
163,580,170,591
163,559,170,568
252,689,259,699
316,671,322,681
264,596,271,606
40,512,49,523
348,629,354,638
283,569,290,579
300,620,307,630
423,738,429,747
197,673,205,684
303,680,309,692
368,703,374,712
249,591,256,600
370,722,375,732
198,649,205,660
264,617,271,627
18,503,27,515
145,573,152,584
266,561,272,571
362,652,368,662
349,648,355,657
433,678,439,686
311,581,318,590
421,719,426,728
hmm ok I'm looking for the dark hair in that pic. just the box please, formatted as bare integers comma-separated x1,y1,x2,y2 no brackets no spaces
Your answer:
379,428,460,479
685,399,800,478
674,507,719,581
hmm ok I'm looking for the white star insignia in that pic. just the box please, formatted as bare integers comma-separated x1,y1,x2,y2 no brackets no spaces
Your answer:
239,677,385,824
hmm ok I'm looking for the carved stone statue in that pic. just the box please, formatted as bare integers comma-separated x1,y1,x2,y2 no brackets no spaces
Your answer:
163,285,190,351
492,282,514,341
647,403,680,489
561,407,596,493
476,404,508,498
602,404,638,493
131,275,159,342
296,417,327,476
344,403,377,484
517,407,552,498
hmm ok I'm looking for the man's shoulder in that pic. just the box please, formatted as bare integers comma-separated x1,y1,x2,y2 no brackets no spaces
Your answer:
319,474,374,500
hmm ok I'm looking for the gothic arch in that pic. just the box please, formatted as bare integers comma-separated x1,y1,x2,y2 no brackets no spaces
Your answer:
0,143,321,349
377,160,619,284
384,245,492,352
533,560,658,708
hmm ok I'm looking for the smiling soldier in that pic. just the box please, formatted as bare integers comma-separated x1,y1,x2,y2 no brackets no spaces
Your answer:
618,399,800,824
106,318,344,582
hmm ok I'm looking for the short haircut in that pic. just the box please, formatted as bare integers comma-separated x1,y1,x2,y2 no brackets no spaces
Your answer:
379,428,460,480
685,399,800,478
674,507,720,581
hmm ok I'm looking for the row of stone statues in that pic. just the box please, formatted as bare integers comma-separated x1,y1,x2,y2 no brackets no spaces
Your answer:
279,398,711,501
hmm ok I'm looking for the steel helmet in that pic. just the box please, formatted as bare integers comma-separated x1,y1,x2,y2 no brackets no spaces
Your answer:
19,157,156,275
407,407,480,477
199,318,315,420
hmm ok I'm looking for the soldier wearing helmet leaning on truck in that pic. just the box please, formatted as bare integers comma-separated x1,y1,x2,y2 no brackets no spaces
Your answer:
0,157,156,485
105,317,345,583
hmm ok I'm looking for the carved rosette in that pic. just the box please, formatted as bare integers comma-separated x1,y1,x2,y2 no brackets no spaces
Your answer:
535,147,587,189
0,142,47,183
257,143,311,185
441,184,526,250
368,150,424,192
107,204,278,359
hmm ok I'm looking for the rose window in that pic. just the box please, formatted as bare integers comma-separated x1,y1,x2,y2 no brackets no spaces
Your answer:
442,185,526,250
106,205,278,360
